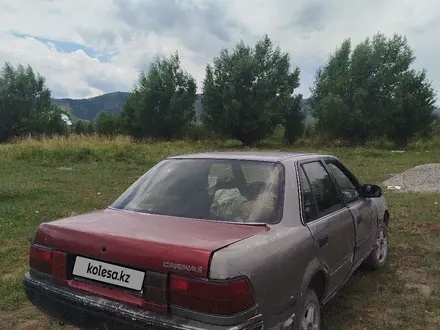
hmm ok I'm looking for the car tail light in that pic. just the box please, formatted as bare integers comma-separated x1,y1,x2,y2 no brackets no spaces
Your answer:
51,250,67,284
29,245,52,274
170,275,255,316
142,271,168,312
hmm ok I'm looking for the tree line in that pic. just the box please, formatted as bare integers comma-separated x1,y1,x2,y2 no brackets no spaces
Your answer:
0,32,437,146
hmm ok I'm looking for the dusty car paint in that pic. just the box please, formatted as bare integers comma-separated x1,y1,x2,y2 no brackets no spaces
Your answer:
24,151,389,330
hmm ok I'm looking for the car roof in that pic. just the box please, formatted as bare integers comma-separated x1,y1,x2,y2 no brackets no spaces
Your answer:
168,151,333,162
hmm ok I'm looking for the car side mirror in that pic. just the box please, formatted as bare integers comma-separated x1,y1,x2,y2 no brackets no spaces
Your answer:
361,184,382,198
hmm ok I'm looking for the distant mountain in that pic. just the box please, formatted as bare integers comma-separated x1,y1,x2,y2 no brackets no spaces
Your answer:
52,92,129,121
54,91,437,123
54,92,312,122
52,92,205,121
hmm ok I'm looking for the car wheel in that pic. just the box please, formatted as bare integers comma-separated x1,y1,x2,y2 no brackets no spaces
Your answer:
294,289,321,330
365,224,389,270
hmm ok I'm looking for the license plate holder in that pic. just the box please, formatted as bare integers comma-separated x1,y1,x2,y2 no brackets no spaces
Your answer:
72,256,145,292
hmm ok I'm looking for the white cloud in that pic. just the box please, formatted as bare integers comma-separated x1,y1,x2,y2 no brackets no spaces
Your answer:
0,0,126,49
0,0,439,100
0,31,136,98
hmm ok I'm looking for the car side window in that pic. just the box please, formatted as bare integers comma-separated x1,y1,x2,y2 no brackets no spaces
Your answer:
299,167,319,223
301,161,343,217
325,162,360,204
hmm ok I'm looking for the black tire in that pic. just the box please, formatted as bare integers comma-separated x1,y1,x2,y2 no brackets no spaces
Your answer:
294,289,321,330
365,224,389,270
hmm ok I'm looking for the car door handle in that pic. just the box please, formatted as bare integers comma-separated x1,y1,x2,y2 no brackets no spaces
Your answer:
356,215,363,224
318,234,328,248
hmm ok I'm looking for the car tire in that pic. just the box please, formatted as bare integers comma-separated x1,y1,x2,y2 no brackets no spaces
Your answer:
365,224,389,270
294,289,321,330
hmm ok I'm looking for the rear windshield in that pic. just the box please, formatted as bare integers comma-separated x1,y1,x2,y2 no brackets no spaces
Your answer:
111,159,284,224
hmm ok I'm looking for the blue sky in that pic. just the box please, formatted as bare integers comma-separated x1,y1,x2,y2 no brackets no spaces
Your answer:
0,0,439,100
12,33,102,59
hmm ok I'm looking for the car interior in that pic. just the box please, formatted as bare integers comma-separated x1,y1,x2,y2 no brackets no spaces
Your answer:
120,160,281,223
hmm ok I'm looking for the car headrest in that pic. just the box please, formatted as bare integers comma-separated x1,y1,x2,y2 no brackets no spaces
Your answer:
215,176,235,190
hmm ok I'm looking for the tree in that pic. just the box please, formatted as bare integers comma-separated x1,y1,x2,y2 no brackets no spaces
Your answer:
45,105,70,136
120,91,142,138
86,121,95,134
283,94,305,144
311,33,437,145
95,112,122,136
121,52,197,140
202,35,300,146
0,62,63,141
74,120,87,134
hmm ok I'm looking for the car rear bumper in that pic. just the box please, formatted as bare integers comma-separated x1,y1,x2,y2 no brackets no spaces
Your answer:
24,272,264,330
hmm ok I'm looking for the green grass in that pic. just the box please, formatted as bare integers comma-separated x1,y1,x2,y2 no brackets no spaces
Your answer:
0,136,439,329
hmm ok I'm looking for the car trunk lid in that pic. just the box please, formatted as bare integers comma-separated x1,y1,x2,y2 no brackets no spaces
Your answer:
34,208,269,278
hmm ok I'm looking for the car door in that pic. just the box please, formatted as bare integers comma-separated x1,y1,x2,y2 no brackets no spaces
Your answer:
298,160,356,293
323,158,377,265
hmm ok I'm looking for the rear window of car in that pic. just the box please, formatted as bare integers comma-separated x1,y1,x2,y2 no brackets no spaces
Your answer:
111,159,285,224
240,164,273,183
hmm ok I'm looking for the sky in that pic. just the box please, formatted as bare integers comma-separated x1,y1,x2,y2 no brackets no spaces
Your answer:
0,0,439,100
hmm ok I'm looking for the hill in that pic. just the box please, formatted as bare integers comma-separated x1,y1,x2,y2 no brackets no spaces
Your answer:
52,91,439,122
52,92,129,121
52,92,312,122
51,92,204,121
